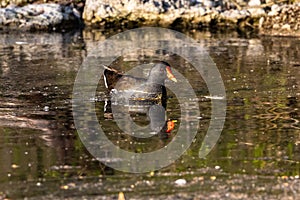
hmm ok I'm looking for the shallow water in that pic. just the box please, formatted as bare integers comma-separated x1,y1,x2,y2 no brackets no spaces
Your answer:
0,29,299,199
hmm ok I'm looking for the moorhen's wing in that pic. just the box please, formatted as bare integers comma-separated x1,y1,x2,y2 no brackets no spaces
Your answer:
113,75,146,91
103,65,146,91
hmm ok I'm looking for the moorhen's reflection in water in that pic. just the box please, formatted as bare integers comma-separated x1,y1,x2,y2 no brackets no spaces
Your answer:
104,99,175,138
148,104,176,139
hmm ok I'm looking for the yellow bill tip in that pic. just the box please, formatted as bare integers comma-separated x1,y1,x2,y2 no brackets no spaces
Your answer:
166,66,177,82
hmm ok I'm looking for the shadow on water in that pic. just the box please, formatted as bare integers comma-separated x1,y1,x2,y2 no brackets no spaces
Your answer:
0,29,299,199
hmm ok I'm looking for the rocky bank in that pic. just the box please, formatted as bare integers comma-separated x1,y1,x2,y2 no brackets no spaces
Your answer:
0,0,300,36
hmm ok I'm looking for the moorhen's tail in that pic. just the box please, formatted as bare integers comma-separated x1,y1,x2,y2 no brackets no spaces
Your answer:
103,65,123,90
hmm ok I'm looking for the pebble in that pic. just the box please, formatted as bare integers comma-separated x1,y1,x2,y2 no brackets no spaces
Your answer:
11,164,19,169
247,8,265,17
281,24,291,31
271,4,280,12
175,178,187,186
149,171,155,176
272,23,280,29
248,0,261,6
43,106,49,112
268,10,278,16
215,165,221,170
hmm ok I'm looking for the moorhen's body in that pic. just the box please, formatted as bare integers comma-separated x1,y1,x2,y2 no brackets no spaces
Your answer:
103,61,177,102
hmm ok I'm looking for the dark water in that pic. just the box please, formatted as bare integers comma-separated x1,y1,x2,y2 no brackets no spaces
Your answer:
0,29,299,199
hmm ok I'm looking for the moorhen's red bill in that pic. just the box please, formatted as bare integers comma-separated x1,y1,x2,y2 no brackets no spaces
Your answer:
103,61,177,101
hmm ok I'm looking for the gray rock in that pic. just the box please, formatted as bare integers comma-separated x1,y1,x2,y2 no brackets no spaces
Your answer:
0,3,82,30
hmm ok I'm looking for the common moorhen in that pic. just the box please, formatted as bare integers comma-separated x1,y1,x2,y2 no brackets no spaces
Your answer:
103,61,177,102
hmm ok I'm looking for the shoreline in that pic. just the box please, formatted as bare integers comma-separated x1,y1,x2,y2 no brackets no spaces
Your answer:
0,1,299,36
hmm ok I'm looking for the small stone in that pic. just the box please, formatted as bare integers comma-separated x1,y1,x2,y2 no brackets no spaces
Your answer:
11,164,19,169
273,23,280,29
175,178,187,186
268,10,278,16
248,0,261,6
149,171,155,176
271,4,280,12
215,165,221,170
202,0,214,8
43,106,49,112
281,24,291,31
60,185,69,190
247,8,265,16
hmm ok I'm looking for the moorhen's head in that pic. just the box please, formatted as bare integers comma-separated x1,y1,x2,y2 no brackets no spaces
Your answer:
147,61,177,84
